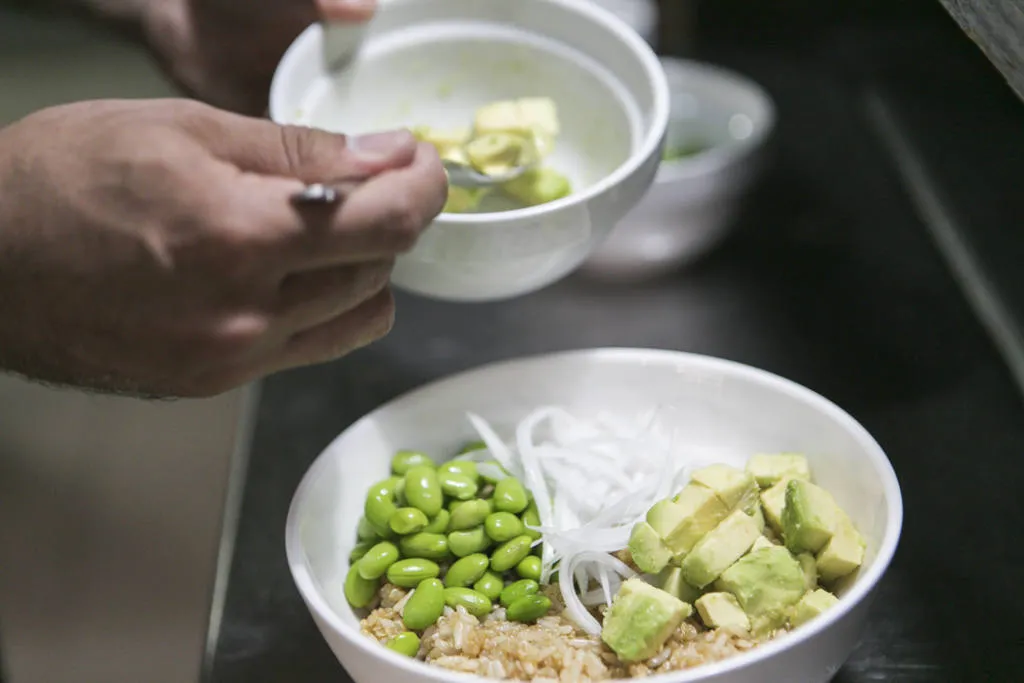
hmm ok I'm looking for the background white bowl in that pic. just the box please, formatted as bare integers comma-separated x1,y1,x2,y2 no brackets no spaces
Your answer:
583,58,776,282
270,0,669,302
286,348,902,683
588,0,659,47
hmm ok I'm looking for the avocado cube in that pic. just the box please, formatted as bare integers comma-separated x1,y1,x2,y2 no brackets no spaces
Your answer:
500,167,572,207
646,499,687,539
695,592,751,632
759,478,790,534
782,480,840,554
751,535,775,553
746,453,812,488
601,578,692,663
629,521,673,574
788,588,840,628
442,186,489,214
664,484,731,556
465,132,534,177
473,97,559,160
680,509,762,589
749,506,766,534
715,546,806,624
690,464,760,512
797,552,819,592
815,515,866,583
657,566,701,604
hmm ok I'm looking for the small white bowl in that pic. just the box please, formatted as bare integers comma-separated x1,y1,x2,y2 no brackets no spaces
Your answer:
286,348,902,683
587,0,659,47
270,0,669,302
582,58,776,282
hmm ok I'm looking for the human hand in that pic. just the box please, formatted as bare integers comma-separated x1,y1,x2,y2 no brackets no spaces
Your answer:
143,0,377,115
0,98,447,398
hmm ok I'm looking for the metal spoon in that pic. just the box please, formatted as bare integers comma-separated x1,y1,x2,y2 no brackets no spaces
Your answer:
441,158,533,189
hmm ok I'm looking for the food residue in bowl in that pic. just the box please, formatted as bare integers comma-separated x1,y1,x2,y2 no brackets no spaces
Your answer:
661,140,709,162
412,97,574,214
345,408,865,680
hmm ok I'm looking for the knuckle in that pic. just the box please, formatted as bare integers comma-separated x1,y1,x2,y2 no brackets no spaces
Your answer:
384,194,427,252
191,312,270,365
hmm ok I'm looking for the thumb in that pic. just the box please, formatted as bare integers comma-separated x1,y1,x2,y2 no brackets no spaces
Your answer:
318,0,378,22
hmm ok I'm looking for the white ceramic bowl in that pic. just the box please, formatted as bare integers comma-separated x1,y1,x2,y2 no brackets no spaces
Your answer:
588,0,659,47
270,0,669,302
582,58,776,282
286,348,903,683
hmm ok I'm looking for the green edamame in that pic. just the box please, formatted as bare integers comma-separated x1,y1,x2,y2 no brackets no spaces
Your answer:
521,501,542,541
385,631,421,657
473,571,505,601
443,587,493,619
386,558,440,588
402,578,445,630
356,516,379,542
493,477,529,514
391,450,435,475
506,594,552,623
457,440,487,455
394,479,407,506
484,511,524,542
439,472,479,501
516,555,542,582
399,533,450,561
490,535,533,572
344,564,379,608
356,541,400,580
444,553,490,588
423,509,450,534
349,541,373,563
404,466,443,517
448,527,491,558
448,499,491,531
438,460,478,480
389,507,429,535
499,579,539,608
365,477,400,534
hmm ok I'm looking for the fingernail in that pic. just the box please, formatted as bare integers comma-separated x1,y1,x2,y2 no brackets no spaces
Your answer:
320,0,376,15
348,129,413,156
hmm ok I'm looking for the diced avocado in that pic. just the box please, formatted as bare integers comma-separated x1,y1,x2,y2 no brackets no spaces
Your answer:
788,588,840,628
690,464,759,512
798,553,818,592
695,592,751,632
680,509,762,589
629,521,673,574
465,132,535,177
664,484,731,556
759,478,789,533
751,535,775,552
749,506,766,534
443,186,489,214
601,578,692,663
514,97,560,138
715,546,806,631
473,97,559,159
782,480,841,554
500,167,572,207
657,566,701,604
815,514,866,583
646,499,688,539
412,125,471,165
746,453,812,488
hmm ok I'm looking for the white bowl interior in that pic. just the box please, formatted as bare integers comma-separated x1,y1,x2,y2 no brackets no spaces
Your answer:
287,349,901,680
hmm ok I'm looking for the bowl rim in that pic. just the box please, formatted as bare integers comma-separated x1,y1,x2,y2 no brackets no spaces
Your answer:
654,57,777,184
269,0,671,224
285,347,903,683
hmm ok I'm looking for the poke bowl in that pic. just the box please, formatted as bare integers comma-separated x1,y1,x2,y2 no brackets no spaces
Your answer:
285,348,903,683
269,0,670,302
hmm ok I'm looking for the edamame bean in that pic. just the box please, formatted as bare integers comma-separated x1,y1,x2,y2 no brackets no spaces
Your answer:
516,555,542,582
457,440,487,455
394,479,407,506
349,541,373,563
402,578,445,630
521,501,542,541
391,450,435,475
365,477,401,534
423,509,450,534
356,541,400,580
404,466,443,517
399,533,450,561
444,554,490,588
357,516,379,542
439,460,478,480
490,535,533,572
386,559,440,588
484,511,525,542
506,594,552,623
439,472,479,501
479,460,509,484
499,579,540,608
344,564,379,608
493,477,529,514
443,587,493,619
473,571,505,601
448,527,491,558
389,507,429,535
449,499,491,531
385,631,421,657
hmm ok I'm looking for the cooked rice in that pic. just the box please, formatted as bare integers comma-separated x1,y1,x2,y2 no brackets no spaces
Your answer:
361,582,780,681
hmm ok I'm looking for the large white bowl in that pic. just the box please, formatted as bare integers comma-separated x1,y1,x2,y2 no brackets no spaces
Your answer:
286,348,903,683
583,58,776,281
270,0,669,302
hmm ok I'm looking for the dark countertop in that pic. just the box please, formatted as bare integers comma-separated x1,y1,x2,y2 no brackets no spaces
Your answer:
211,3,1024,682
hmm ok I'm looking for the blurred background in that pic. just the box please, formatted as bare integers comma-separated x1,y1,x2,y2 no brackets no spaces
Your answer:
1,1,1023,682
